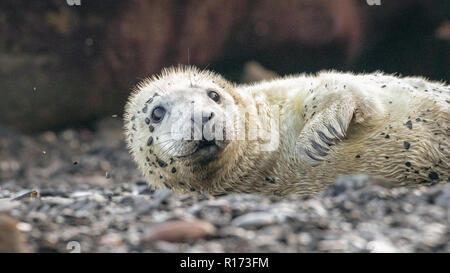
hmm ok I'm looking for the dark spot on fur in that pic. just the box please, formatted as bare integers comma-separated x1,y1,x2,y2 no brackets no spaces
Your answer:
405,162,411,167
381,85,386,88
156,158,168,168
171,167,176,173
355,154,361,158
403,141,411,150
147,136,153,146
385,134,390,139
131,116,136,121
149,125,154,132
385,156,389,159
146,157,150,162
405,120,412,129
145,118,150,125
389,101,392,104
190,187,196,192
265,177,276,184
415,118,421,122
132,124,136,131
428,172,439,180
178,181,185,186
142,105,148,113
146,97,153,104
380,132,385,135
311,112,316,118
163,182,172,189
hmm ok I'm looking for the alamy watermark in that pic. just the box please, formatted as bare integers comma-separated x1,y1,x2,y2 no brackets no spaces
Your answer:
66,0,81,6
167,102,280,152
366,0,381,6
67,241,81,253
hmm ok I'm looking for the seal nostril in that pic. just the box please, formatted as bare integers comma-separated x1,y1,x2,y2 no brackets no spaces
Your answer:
202,116,209,125
202,112,214,125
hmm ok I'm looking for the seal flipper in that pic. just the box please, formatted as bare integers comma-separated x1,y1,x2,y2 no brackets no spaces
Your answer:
296,97,357,166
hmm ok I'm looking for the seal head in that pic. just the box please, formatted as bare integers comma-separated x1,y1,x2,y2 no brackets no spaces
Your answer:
124,66,257,193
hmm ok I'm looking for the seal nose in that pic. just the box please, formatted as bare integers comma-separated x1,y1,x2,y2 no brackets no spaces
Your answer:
191,112,215,126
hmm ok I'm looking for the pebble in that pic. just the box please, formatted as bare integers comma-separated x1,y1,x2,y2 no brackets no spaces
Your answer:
144,220,216,243
232,212,276,229
40,197,74,206
1,120,450,253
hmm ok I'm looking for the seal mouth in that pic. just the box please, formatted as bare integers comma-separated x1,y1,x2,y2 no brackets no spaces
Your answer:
176,139,226,165
192,140,221,160
197,139,217,150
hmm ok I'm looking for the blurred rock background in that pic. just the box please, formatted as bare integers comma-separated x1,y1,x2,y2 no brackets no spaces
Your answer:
0,0,449,133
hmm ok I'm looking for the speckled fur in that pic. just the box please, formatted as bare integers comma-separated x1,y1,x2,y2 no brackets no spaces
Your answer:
124,66,449,196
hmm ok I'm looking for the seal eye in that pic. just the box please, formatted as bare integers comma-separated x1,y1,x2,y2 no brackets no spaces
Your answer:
151,106,166,123
207,90,221,103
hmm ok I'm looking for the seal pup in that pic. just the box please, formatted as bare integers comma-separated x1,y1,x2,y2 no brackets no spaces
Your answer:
124,66,449,196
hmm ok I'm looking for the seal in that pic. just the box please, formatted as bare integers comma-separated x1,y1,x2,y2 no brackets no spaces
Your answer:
124,66,449,196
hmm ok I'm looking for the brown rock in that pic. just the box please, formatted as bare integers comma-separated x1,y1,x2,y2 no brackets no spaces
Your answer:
143,220,216,243
0,213,29,253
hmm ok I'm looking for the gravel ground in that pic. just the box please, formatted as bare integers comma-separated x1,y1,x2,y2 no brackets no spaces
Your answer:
0,118,449,253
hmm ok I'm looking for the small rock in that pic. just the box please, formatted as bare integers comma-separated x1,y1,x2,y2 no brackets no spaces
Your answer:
232,212,275,229
421,223,446,247
144,220,216,243
324,174,372,196
70,191,93,198
41,197,73,206
367,239,399,253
